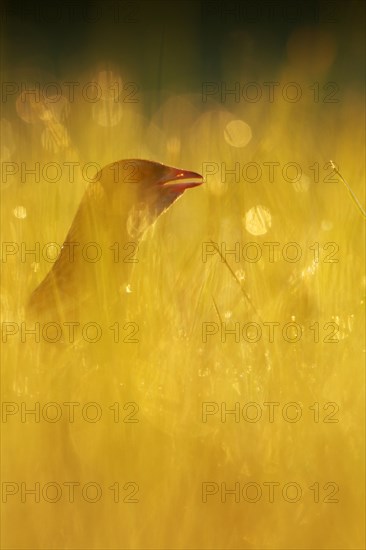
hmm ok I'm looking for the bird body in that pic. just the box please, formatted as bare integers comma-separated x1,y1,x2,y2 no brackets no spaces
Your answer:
27,159,202,323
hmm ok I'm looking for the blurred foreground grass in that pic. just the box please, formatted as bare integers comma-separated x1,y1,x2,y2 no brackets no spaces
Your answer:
1,62,365,549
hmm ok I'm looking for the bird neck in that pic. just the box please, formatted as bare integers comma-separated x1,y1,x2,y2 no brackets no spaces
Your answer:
28,199,135,324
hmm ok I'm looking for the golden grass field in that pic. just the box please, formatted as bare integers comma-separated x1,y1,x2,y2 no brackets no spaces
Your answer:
1,4,365,549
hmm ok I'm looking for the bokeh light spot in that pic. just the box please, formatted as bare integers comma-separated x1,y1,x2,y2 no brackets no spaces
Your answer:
224,119,252,148
244,205,272,236
13,205,27,219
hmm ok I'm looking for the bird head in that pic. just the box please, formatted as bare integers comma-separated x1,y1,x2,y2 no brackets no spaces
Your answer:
92,159,203,238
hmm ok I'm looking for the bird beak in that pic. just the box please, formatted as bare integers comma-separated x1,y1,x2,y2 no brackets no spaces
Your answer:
158,166,203,193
